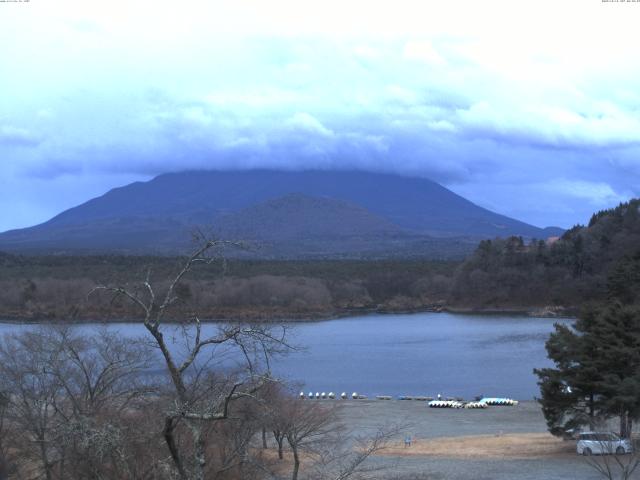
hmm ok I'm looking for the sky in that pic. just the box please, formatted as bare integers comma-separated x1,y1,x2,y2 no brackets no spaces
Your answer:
1,0,640,232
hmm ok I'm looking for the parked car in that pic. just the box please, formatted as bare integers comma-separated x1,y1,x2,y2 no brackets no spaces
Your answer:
576,432,633,456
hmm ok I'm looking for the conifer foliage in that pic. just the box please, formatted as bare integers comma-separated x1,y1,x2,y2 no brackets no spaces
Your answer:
535,250,640,438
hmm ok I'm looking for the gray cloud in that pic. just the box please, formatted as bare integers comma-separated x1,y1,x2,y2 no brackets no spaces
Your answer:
1,19,639,231
0,125,42,147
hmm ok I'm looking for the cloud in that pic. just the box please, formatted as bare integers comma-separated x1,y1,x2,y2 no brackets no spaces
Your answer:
541,180,629,206
455,100,640,150
286,112,334,137
402,40,445,65
0,2,639,231
0,126,42,147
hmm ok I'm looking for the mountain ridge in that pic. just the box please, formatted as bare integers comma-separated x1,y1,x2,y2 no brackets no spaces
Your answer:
0,169,563,257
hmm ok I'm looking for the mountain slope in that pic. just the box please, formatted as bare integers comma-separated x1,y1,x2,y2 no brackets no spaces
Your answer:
0,169,563,256
215,193,401,240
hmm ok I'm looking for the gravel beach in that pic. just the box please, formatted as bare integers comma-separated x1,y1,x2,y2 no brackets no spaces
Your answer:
335,400,616,480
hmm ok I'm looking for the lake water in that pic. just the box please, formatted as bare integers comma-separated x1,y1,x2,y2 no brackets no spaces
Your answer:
0,312,569,400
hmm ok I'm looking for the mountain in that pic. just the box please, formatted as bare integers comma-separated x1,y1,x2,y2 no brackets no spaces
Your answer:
0,170,563,257
216,193,401,239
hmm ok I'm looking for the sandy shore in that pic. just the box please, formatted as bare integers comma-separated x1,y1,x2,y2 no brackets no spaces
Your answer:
381,433,574,459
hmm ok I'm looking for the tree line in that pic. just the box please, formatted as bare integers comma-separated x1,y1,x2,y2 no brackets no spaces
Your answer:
1,198,639,322
450,199,640,310
0,256,455,321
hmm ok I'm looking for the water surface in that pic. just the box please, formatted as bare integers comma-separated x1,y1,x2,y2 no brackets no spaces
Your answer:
276,312,567,399
0,312,569,399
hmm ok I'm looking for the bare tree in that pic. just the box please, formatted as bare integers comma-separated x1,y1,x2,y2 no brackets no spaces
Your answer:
0,390,10,480
257,382,290,461
307,426,399,480
206,394,266,479
254,382,401,480
0,329,65,480
281,398,338,480
50,328,154,479
0,326,156,480
90,239,290,480
583,436,640,480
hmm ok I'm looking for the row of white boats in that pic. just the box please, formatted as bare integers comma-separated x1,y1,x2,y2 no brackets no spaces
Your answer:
299,391,518,408
300,391,357,399
428,398,519,408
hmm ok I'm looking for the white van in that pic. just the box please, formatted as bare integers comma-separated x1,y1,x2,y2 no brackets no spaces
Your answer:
576,432,633,456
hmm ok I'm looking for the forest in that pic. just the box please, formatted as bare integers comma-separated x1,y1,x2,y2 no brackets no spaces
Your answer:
0,255,455,321
0,199,638,321
450,198,640,311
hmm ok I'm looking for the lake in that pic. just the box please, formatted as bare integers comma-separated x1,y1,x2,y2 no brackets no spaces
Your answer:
0,312,569,400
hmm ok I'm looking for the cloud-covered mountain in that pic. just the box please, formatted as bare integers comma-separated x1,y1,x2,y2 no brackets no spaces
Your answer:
0,170,563,257
3,3,639,233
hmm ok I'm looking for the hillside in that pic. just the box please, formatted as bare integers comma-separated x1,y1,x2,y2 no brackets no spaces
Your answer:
0,170,563,257
450,198,640,310
215,193,401,239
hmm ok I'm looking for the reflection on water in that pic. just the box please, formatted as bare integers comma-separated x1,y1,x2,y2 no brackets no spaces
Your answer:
475,332,551,346
0,312,570,399
276,313,570,400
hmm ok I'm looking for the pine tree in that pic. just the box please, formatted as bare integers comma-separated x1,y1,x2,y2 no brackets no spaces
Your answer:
535,320,603,436
607,253,640,305
535,303,640,438
588,304,640,437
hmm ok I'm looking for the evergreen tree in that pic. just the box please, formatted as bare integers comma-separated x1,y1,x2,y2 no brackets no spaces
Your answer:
588,304,640,437
607,253,640,305
535,320,602,436
536,303,640,438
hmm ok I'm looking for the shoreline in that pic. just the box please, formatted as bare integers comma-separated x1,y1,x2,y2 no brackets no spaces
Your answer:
0,304,576,325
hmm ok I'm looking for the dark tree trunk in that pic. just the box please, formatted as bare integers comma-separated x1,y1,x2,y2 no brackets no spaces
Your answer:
163,417,188,480
193,423,206,480
39,438,52,480
291,445,300,480
262,427,267,449
273,430,284,460
620,411,633,438
0,455,7,480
